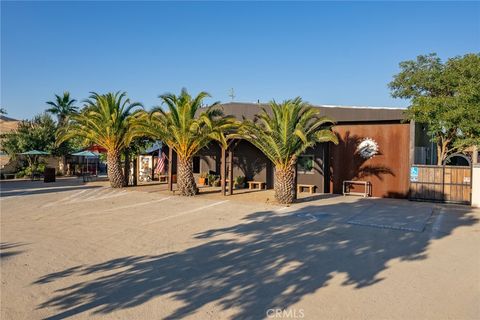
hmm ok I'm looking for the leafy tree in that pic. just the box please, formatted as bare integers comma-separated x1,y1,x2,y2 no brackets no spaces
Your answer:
58,92,143,188
140,88,236,196
241,98,338,204
389,53,480,165
0,108,7,115
0,113,57,170
46,91,78,126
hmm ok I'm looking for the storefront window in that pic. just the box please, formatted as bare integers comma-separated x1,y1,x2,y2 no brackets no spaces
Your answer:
297,155,314,174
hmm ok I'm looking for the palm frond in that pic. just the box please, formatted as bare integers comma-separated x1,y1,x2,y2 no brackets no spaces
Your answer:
58,91,143,153
242,97,338,169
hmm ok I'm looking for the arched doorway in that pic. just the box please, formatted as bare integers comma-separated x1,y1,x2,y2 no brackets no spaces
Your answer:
443,153,472,166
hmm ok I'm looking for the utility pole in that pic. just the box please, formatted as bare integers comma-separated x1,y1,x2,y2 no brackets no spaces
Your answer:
228,88,235,101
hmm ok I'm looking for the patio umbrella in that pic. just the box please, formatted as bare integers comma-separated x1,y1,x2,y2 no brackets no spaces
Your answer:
71,151,100,175
19,150,50,156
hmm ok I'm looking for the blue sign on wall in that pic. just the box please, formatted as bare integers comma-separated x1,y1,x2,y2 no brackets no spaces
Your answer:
410,167,419,182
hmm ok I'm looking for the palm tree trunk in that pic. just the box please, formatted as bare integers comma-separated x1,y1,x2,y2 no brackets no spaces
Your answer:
274,165,296,204
177,157,198,196
107,150,125,188
123,150,130,187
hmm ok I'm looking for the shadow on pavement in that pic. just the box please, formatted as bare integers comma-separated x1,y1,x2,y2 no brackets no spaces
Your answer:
0,242,28,260
34,199,478,320
0,178,104,197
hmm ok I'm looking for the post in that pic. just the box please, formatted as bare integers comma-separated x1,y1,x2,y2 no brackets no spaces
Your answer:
132,156,137,186
228,148,234,195
168,147,173,192
221,146,226,195
409,120,415,165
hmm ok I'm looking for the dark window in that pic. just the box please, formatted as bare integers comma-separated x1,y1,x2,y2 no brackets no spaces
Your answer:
297,155,314,174
193,156,200,174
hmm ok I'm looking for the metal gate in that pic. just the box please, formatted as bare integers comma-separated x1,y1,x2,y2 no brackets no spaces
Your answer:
409,165,472,204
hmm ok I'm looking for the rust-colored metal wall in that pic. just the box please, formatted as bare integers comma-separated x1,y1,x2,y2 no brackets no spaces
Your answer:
330,122,411,198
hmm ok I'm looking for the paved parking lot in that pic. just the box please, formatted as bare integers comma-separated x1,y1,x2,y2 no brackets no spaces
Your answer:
1,178,479,319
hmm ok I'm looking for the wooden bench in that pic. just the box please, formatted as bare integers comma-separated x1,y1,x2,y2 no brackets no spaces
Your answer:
297,184,316,194
248,181,265,190
3,173,15,179
343,180,371,197
158,175,168,183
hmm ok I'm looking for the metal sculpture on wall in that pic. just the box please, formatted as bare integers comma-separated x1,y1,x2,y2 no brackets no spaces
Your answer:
357,138,379,159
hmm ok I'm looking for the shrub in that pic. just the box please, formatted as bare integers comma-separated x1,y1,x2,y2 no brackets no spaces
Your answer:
234,176,246,188
15,170,26,178
207,173,218,186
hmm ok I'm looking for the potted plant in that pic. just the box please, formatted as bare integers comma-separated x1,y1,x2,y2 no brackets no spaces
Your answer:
198,172,208,186
234,175,246,189
207,173,215,186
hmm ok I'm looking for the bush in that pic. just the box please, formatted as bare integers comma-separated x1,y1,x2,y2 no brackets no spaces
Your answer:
15,170,26,178
207,173,218,186
234,176,246,188
15,162,46,178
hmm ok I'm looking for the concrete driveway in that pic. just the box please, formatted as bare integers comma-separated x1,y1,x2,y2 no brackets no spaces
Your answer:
1,178,479,319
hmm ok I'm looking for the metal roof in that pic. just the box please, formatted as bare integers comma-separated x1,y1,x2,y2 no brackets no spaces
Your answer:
207,102,407,123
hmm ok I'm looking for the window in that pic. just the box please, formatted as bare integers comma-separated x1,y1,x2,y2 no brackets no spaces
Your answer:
297,155,314,174
193,156,201,174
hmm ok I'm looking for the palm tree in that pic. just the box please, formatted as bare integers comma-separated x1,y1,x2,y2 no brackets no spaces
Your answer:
46,92,78,126
58,92,143,188
141,88,236,196
242,98,338,204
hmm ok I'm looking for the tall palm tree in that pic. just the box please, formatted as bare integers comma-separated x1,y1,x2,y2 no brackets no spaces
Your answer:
46,92,78,126
242,98,338,204
140,88,237,196
58,92,143,188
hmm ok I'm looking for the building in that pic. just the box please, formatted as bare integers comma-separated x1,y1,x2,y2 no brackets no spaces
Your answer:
153,102,414,198
0,115,20,173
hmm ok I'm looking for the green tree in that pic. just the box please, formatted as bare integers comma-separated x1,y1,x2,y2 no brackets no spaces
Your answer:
58,92,143,188
0,113,57,170
140,88,236,196
389,53,480,165
241,98,338,204
46,91,78,126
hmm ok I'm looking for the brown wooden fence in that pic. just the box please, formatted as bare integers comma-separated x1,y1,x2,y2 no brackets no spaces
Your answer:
409,165,472,204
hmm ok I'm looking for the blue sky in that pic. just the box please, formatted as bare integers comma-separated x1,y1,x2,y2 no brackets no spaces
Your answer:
2,1,479,120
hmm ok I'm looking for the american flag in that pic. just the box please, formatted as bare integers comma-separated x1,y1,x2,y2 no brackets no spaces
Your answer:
155,151,166,175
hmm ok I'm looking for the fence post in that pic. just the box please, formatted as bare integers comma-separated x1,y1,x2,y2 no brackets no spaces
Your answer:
472,165,480,208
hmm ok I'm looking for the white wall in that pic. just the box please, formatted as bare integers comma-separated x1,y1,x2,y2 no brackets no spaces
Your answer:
472,165,480,208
